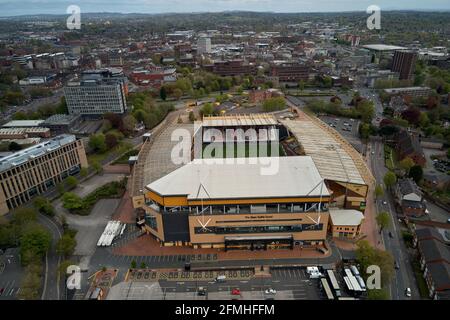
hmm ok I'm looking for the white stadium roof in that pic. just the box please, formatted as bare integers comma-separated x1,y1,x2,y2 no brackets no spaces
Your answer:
362,44,407,51
146,156,330,200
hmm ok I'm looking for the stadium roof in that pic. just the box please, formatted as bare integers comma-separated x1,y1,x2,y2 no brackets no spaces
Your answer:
329,209,365,226
146,156,330,200
362,44,407,51
202,114,278,127
280,119,366,185
2,120,45,128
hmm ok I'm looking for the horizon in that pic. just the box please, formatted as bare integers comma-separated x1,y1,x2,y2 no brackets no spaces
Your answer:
1,0,450,18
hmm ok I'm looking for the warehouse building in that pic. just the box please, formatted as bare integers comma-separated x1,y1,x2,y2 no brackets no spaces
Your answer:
140,156,331,250
0,134,88,215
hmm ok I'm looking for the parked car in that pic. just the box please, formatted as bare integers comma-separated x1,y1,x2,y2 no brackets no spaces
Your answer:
389,231,393,238
215,275,226,282
405,288,411,297
265,288,277,295
231,288,241,296
197,287,207,296
382,201,387,205
394,261,400,270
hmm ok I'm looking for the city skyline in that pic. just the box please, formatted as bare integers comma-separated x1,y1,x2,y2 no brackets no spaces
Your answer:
1,0,450,17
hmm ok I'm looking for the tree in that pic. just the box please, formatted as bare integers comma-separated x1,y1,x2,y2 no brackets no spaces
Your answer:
262,97,286,112
12,207,37,227
91,160,103,174
105,132,119,149
65,176,78,190
188,111,195,122
376,211,391,233
200,103,214,117
356,240,394,287
367,289,390,300
131,260,137,269
20,224,51,264
88,133,107,153
359,123,371,139
122,115,137,133
399,157,415,175
409,165,423,183
62,192,83,211
173,88,183,100
383,171,397,189
401,107,421,125
160,86,167,101
57,234,77,257
56,183,65,195
80,167,88,178
8,141,22,151
33,197,54,217
375,185,384,199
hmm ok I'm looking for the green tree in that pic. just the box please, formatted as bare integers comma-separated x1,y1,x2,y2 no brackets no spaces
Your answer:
57,234,77,257
200,103,214,117
62,192,83,211
409,165,423,183
131,260,137,269
65,176,78,190
356,240,394,287
375,184,384,199
33,197,55,217
80,167,88,178
262,97,286,112
20,224,51,264
376,211,391,233
399,157,415,175
383,171,397,189
367,288,390,300
12,207,37,227
91,160,103,174
88,133,107,153
122,115,137,133
359,123,371,139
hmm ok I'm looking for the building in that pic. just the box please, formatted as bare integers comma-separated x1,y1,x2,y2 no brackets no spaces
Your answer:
0,127,51,139
328,209,364,239
197,37,212,55
391,50,417,81
0,134,88,215
248,88,283,104
41,114,82,135
2,120,45,128
270,63,310,83
395,178,426,217
204,60,257,77
384,86,432,98
394,130,426,167
137,156,331,250
64,68,128,116
414,227,450,300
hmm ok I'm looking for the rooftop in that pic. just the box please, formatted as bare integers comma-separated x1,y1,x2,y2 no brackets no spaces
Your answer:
329,209,365,226
146,156,329,200
2,120,45,128
280,118,365,185
0,134,76,172
362,44,407,51
202,114,278,127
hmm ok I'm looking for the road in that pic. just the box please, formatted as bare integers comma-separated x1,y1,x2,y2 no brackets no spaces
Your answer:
38,214,64,300
368,139,419,300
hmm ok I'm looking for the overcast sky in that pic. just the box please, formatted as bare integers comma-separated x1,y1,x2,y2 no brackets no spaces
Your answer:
1,0,450,17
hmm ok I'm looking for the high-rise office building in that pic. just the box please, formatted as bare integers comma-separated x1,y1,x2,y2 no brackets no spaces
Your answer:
64,68,128,116
391,50,417,80
0,134,88,215
197,37,212,55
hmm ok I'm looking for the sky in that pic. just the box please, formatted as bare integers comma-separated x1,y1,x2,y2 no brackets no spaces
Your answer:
1,0,450,17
